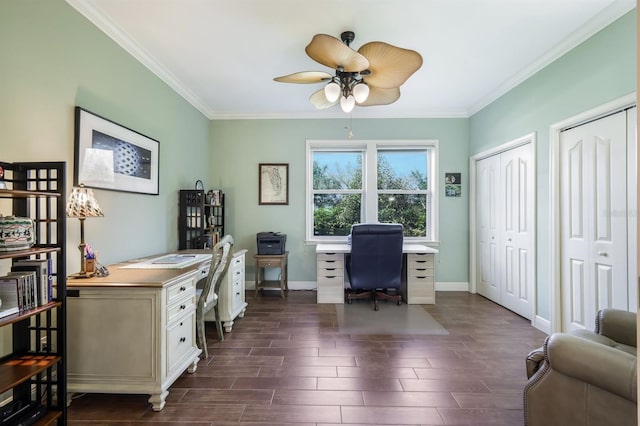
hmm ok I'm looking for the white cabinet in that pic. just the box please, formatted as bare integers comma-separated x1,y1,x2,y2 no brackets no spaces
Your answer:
317,252,345,303
205,249,247,331
67,269,202,411
406,253,435,304
315,244,438,304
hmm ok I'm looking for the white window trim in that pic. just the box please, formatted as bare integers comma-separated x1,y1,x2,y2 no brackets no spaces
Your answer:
305,139,439,244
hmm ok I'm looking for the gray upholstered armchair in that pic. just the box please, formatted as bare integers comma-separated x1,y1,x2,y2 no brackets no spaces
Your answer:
345,223,403,310
524,308,637,426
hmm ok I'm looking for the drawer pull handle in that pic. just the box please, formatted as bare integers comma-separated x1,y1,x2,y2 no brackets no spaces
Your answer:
180,322,183,326
326,268,336,271
236,292,240,296
417,276,427,279
326,276,336,279
326,252,336,255
325,260,336,264
416,268,426,271
180,286,186,291
180,304,186,310
416,260,426,264
180,337,186,343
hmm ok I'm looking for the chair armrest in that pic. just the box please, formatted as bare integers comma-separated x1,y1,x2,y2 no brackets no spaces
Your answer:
596,309,637,347
546,333,637,402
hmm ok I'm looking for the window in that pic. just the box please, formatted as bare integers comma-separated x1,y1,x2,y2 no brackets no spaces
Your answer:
306,140,438,243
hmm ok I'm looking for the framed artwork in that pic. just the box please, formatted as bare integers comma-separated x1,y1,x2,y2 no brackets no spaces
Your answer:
74,107,160,195
259,163,289,205
445,172,462,197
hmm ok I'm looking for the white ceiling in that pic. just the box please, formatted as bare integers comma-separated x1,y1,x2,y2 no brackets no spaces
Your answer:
66,0,635,120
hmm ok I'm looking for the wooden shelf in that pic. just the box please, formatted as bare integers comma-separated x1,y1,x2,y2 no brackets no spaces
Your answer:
0,189,61,198
0,302,62,328
0,246,61,260
35,410,62,426
0,354,61,394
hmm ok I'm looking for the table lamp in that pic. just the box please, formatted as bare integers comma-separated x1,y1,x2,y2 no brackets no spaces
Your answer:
66,184,103,277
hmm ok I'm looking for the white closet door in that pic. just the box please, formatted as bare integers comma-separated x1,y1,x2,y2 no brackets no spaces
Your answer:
560,111,628,332
500,143,534,319
476,154,501,303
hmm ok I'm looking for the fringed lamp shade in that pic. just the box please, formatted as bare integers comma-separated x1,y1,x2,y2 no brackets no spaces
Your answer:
66,185,104,219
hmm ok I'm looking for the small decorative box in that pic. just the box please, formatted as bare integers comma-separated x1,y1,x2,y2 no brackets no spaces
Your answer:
0,216,35,251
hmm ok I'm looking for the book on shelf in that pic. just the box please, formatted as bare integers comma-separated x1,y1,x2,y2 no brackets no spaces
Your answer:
11,258,50,306
0,271,38,312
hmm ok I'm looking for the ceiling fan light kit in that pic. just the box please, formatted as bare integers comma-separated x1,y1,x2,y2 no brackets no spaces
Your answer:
275,31,422,113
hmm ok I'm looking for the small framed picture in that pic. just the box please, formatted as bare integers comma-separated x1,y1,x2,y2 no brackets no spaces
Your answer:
259,163,289,205
445,172,462,197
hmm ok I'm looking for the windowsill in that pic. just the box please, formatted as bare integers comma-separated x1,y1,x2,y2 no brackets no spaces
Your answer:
305,239,441,247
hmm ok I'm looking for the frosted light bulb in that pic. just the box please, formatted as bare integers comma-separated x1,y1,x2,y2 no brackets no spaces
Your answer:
324,82,341,103
340,95,355,113
352,83,370,103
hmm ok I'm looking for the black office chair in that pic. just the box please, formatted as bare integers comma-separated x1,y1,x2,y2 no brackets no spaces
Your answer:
345,223,404,310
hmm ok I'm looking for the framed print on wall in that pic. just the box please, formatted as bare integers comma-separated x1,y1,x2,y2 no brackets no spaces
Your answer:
74,107,160,195
259,163,289,205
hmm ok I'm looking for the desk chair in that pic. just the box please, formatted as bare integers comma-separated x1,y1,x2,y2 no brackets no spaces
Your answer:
196,234,233,358
346,223,403,310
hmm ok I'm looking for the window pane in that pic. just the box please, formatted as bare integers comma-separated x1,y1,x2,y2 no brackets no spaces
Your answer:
378,150,428,190
314,193,361,236
378,193,427,237
313,152,362,190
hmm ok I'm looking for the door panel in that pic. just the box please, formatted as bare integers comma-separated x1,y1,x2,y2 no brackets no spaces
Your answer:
560,110,628,332
500,144,533,319
476,155,501,302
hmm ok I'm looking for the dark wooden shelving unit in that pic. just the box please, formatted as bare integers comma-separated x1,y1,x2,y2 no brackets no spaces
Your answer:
0,161,67,425
178,189,224,249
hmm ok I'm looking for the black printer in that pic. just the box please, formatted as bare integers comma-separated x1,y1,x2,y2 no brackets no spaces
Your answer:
257,232,286,255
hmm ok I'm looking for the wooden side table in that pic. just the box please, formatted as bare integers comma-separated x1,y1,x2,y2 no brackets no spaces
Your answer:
254,252,289,299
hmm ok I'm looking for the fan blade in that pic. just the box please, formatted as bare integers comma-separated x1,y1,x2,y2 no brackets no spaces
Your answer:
358,42,422,88
357,86,400,106
309,89,338,109
274,71,333,84
305,34,369,72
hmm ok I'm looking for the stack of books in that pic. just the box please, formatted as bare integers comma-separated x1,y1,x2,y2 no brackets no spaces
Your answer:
0,258,52,319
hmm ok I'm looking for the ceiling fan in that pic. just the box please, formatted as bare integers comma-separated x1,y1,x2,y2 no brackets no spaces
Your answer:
274,31,423,113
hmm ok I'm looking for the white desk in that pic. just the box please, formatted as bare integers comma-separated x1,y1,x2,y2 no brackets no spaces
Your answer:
315,243,439,304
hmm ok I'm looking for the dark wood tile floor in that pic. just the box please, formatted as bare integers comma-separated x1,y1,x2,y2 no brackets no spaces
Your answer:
67,290,548,425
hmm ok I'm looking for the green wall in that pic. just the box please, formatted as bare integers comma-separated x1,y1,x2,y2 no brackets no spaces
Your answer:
0,0,634,321
210,118,469,284
0,0,210,273
469,11,636,320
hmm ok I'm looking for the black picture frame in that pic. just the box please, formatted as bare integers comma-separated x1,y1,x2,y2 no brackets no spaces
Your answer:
259,163,289,205
74,107,160,195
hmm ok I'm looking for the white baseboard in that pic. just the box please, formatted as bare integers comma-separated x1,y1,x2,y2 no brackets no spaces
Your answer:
247,281,471,292
533,315,551,335
245,281,316,291
436,281,469,291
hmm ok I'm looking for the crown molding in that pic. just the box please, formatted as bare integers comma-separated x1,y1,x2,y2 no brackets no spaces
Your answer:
208,109,470,120
467,0,636,116
66,0,214,119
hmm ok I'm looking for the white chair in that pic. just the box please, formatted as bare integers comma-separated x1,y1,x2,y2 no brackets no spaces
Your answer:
195,235,233,358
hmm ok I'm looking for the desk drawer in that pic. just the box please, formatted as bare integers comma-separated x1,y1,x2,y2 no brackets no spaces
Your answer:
257,258,283,268
167,313,195,372
408,267,434,278
231,255,244,272
167,295,195,324
318,259,344,270
318,265,343,278
408,253,434,268
317,276,345,304
167,278,196,305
